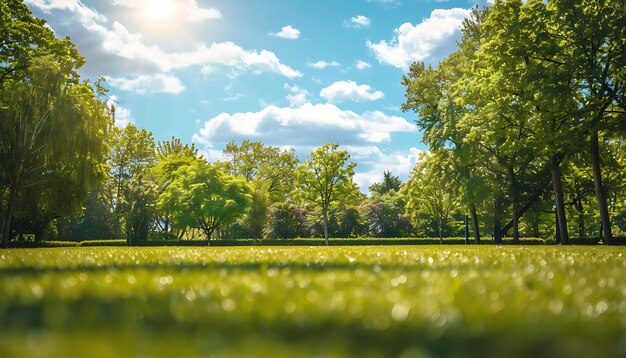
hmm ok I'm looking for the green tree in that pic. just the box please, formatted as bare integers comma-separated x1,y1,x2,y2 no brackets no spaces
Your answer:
293,143,358,245
157,159,251,244
221,140,298,239
264,203,309,239
1,51,110,247
547,0,626,244
404,151,460,243
152,137,200,240
401,7,490,243
105,124,155,236
368,171,401,195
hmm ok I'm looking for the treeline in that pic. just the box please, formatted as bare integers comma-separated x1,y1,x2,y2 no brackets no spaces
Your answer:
401,0,626,244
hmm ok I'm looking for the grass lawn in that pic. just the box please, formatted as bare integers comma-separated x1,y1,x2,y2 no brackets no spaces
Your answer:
1,246,625,357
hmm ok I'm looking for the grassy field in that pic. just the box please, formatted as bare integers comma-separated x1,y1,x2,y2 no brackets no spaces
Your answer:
1,246,625,357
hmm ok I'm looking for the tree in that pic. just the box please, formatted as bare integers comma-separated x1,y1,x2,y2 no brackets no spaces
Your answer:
105,124,155,235
1,53,110,247
369,171,401,195
293,143,358,245
221,140,298,239
124,176,157,245
264,203,309,239
157,159,251,244
152,137,200,240
401,7,490,243
546,0,626,244
365,192,412,238
0,0,80,83
404,151,460,243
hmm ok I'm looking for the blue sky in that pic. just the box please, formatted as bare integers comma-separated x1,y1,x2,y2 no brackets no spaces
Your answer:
25,0,485,191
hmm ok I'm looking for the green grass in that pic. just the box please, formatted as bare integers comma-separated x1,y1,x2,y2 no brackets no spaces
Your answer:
1,246,625,357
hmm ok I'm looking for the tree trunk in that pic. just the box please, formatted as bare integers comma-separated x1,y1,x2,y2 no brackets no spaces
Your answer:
590,131,612,244
573,195,585,238
2,187,18,249
512,202,520,243
493,196,503,245
550,155,569,244
471,204,480,244
322,207,329,246
555,211,561,244
464,214,469,245
438,218,442,244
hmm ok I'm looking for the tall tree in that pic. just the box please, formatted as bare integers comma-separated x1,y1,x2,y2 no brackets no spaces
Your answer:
404,151,460,243
293,143,358,245
401,7,490,243
547,0,626,244
1,45,110,247
105,124,155,235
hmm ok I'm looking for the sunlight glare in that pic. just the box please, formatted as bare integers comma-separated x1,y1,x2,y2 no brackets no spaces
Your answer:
143,0,178,20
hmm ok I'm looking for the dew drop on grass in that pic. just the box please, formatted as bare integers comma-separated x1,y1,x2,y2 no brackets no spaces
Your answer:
306,290,320,303
220,287,231,297
221,298,236,312
549,300,564,315
285,301,296,314
595,300,608,315
79,273,88,281
30,283,44,299
185,290,197,302
563,285,572,295
489,292,500,301
391,303,410,322
127,275,136,284
159,275,173,285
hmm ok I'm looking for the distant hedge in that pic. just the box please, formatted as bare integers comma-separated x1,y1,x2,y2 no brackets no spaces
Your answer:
8,236,625,248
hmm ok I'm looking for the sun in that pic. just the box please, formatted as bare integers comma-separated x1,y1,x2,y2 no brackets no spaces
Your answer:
143,0,178,21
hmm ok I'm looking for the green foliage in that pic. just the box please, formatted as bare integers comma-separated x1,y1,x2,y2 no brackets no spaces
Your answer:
264,203,309,239
365,192,413,238
0,54,110,247
404,151,460,242
1,246,625,356
124,176,158,245
157,158,252,242
368,171,401,195
293,143,359,244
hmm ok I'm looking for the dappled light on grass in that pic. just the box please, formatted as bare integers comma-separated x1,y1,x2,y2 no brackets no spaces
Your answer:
1,246,625,357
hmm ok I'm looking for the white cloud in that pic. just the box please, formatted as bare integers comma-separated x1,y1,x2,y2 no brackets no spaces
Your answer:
106,95,133,128
345,15,371,28
25,0,106,22
347,146,424,191
220,93,246,102
320,80,384,103
308,60,341,69
111,0,222,22
107,74,185,94
284,84,310,107
367,8,471,70
25,1,301,78
286,93,308,107
274,25,301,40
192,103,416,149
355,60,372,70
